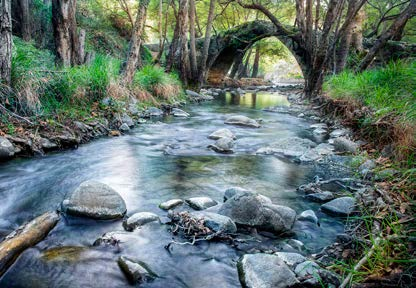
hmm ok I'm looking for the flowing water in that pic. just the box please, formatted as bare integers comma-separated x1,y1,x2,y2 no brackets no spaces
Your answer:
0,91,344,287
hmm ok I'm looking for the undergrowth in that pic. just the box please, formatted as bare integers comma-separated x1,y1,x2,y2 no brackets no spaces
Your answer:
3,37,183,121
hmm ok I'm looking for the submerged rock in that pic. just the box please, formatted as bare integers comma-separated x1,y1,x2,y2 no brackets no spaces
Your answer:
118,256,157,284
171,108,190,117
189,211,237,233
122,212,160,231
305,191,335,203
238,254,298,288
208,137,234,154
321,197,356,216
0,136,15,160
208,128,236,140
224,115,260,128
218,192,296,234
256,137,316,159
297,210,319,225
186,197,218,210
61,181,127,220
159,199,184,210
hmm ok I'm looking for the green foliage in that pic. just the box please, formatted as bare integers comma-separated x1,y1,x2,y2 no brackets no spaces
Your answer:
324,60,416,123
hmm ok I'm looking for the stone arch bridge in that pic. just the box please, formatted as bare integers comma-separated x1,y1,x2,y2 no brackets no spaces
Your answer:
146,20,308,86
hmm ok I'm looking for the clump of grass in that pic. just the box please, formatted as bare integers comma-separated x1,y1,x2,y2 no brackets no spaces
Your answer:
323,60,416,165
134,65,182,100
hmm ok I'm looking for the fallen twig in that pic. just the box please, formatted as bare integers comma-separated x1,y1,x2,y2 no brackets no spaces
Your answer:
0,104,34,125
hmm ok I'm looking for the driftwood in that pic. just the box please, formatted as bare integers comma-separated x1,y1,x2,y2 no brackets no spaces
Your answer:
0,211,60,276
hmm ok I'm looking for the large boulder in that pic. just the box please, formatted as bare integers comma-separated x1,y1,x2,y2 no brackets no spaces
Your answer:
321,197,356,216
61,181,127,219
208,128,236,140
118,256,157,284
218,192,296,234
122,212,160,231
0,136,15,160
208,137,234,154
224,115,260,128
238,254,299,288
189,211,237,233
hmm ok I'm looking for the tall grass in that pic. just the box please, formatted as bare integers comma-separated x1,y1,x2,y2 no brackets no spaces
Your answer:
324,60,416,122
7,37,182,119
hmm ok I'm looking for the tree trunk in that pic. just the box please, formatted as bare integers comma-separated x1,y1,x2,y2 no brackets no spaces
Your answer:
335,3,356,74
229,50,244,79
358,0,416,72
251,47,260,78
198,0,216,86
0,0,12,86
351,8,365,51
188,0,198,81
165,1,180,72
52,0,79,66
121,0,150,83
238,48,252,79
178,0,190,85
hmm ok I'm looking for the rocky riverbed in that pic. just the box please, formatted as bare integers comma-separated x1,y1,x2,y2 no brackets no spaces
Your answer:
0,86,386,287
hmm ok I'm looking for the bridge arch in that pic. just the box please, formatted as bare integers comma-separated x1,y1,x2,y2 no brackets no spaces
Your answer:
205,21,307,85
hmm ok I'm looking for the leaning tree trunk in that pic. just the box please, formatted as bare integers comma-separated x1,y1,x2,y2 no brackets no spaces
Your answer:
238,48,252,79
177,0,190,86
52,0,79,66
188,0,198,82
121,0,150,83
229,51,244,79
165,1,180,72
251,47,260,78
198,0,216,86
0,0,12,86
358,0,416,72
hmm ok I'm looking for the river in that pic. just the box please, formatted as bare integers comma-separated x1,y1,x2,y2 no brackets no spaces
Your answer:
0,91,344,287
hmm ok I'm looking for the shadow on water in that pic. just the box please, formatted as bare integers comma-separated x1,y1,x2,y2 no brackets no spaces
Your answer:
0,91,344,287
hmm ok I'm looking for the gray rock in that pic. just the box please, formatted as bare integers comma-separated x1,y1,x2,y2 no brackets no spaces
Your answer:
39,138,58,150
74,121,93,133
171,108,190,117
208,128,236,140
274,252,306,267
159,199,184,210
224,188,272,204
0,136,15,159
310,123,328,130
186,90,213,101
146,107,163,117
333,137,359,153
93,231,137,247
359,159,376,173
122,113,134,127
330,129,349,138
321,197,356,216
288,239,305,251
294,260,320,278
186,90,202,98
189,211,237,233
238,254,299,288
256,137,316,159
208,137,234,154
128,104,139,116
314,143,335,155
118,256,157,284
297,210,318,224
305,191,335,203
119,123,130,132
313,128,327,135
122,212,160,231
218,192,296,234
224,115,260,128
61,181,127,219
186,197,218,210
375,168,399,181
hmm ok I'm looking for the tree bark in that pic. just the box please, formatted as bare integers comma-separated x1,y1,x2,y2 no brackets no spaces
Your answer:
0,0,12,86
358,0,416,72
52,0,79,66
178,0,190,85
121,0,150,83
238,48,252,79
351,8,365,51
230,50,244,79
198,0,216,86
251,47,260,78
165,1,180,72
188,0,198,81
